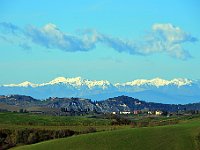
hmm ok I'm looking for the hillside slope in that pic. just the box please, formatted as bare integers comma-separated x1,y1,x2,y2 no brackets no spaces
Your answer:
1,95,200,113
13,118,200,150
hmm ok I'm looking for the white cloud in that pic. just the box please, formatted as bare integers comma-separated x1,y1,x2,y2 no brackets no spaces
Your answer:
0,22,197,60
25,23,97,52
145,23,197,59
152,23,196,43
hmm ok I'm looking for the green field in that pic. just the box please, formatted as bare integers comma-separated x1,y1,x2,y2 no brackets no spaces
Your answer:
0,112,123,149
12,118,200,150
0,112,111,126
0,112,128,133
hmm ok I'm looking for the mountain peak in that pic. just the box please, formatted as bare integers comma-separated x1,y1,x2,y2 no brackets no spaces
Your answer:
46,76,82,85
1,77,198,103
170,78,192,86
2,77,193,88
115,78,192,87
4,81,37,87
51,77,67,82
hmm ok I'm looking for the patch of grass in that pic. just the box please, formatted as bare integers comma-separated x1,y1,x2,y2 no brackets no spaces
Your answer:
0,112,111,126
0,124,125,132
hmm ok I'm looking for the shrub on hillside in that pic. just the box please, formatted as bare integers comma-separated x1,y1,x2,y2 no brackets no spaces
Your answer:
81,127,97,134
0,128,76,150
111,116,131,125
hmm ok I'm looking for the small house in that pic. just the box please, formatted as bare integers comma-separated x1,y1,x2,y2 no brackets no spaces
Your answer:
155,110,163,115
120,111,131,115
133,110,140,115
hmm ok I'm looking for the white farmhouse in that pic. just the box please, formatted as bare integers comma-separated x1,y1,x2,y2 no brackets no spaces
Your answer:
120,111,131,115
155,110,163,115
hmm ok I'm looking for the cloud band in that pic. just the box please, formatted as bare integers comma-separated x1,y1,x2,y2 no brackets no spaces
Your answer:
0,22,197,60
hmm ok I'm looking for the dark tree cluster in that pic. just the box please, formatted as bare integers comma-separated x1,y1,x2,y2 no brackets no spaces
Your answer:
0,128,75,150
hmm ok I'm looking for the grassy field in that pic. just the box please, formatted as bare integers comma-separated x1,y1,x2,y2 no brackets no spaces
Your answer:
0,112,128,133
12,118,200,150
0,112,121,149
0,112,111,126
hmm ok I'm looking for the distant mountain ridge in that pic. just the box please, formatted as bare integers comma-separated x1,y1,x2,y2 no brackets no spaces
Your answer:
0,77,200,104
2,77,193,87
0,95,200,113
3,77,112,89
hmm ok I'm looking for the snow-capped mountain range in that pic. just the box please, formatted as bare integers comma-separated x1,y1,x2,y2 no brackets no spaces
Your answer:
1,77,200,104
3,77,112,89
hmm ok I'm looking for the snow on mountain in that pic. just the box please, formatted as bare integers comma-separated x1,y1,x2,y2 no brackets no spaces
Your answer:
4,81,39,87
3,77,112,89
3,77,193,88
84,80,111,89
0,77,199,104
43,77,83,87
115,77,192,87
170,78,193,86
44,77,111,89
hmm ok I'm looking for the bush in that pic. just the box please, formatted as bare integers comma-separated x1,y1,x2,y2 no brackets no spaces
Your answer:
0,128,76,150
86,127,97,133
130,122,137,128
196,132,200,148
111,115,131,125
81,127,97,134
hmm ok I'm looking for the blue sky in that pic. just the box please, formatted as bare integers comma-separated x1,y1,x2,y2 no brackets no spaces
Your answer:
0,0,200,84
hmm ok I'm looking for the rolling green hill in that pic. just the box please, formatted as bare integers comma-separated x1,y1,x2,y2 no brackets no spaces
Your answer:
13,118,200,150
0,112,111,126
